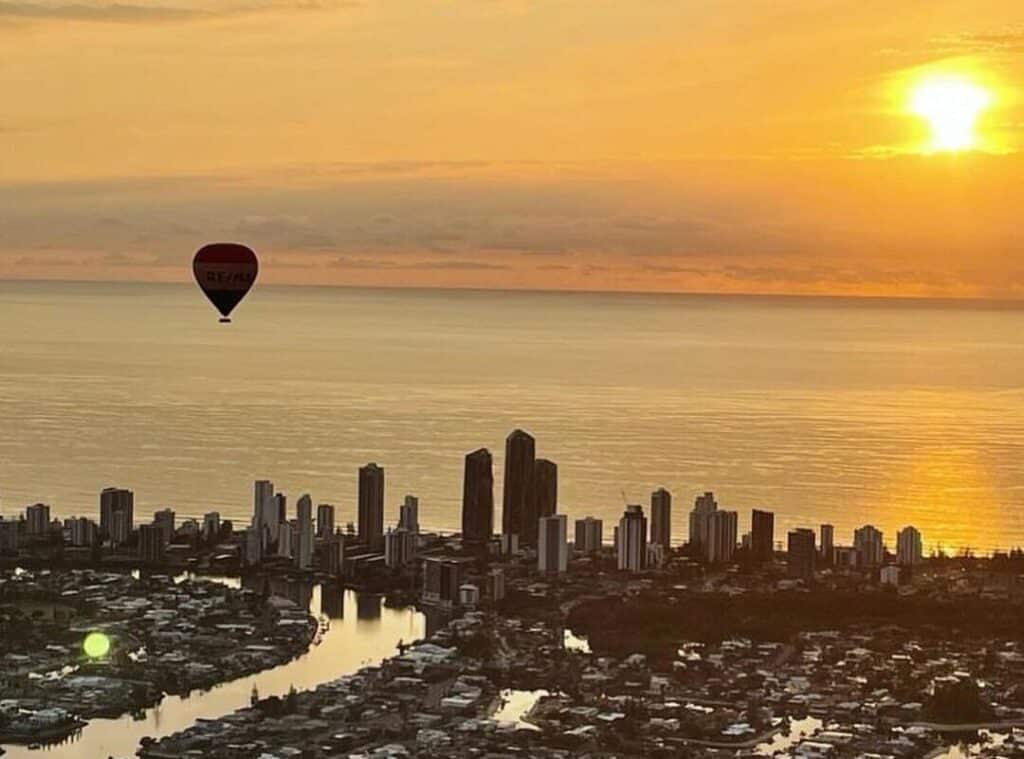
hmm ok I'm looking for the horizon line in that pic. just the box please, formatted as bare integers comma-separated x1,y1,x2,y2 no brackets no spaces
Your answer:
4,275,1024,307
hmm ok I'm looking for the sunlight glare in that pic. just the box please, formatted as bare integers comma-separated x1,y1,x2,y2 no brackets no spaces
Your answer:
909,76,992,152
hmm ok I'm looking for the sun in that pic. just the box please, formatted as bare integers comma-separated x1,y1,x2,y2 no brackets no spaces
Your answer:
909,76,992,152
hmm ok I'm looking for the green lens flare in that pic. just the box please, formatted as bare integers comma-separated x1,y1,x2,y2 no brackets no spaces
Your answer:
83,631,111,659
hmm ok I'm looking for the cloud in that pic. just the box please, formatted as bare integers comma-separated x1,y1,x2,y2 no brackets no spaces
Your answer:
331,256,509,271
0,0,355,24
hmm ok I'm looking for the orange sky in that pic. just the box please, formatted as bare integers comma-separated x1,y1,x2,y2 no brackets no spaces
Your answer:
2,0,1023,296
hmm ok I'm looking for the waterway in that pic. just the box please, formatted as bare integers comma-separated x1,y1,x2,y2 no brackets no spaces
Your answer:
1,576,425,758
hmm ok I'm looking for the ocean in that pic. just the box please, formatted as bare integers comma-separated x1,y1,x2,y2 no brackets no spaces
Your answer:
1,280,1023,553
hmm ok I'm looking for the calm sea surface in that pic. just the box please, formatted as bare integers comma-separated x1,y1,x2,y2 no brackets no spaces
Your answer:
1,281,1023,553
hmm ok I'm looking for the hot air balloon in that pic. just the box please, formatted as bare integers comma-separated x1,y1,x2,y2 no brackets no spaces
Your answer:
192,243,258,323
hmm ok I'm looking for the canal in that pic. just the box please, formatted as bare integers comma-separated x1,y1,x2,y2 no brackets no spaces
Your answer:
2,575,425,758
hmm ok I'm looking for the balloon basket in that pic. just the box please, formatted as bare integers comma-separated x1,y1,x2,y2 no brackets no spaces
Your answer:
219,317,232,324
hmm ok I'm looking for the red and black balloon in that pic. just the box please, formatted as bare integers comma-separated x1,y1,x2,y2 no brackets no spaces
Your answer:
192,243,258,323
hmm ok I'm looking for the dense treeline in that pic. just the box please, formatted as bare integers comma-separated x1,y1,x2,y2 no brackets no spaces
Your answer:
568,590,1024,657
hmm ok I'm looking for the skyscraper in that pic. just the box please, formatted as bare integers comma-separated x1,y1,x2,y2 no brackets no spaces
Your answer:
399,495,419,534
538,514,568,574
153,508,175,545
751,509,775,563
138,524,166,563
854,524,884,566
650,488,672,548
574,517,603,553
316,503,335,539
384,527,416,568
358,463,385,550
617,505,648,572
25,503,50,536
100,487,134,542
897,526,923,566
274,493,287,525
705,509,738,563
296,494,314,570
202,512,221,542
819,523,835,564
534,458,558,519
253,480,276,548
688,491,717,553
461,448,494,543
787,528,816,579
502,429,536,542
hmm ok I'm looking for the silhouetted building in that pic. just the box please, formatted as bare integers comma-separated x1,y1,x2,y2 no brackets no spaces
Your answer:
650,488,672,548
854,524,884,566
751,509,775,563
538,514,568,574
574,517,603,553
705,509,738,563
100,487,134,542
502,429,536,543
0,519,20,553
688,491,717,552
384,527,416,568
296,494,314,570
243,525,262,565
820,523,835,564
253,480,276,548
534,458,558,519
422,556,462,608
323,531,345,576
26,503,50,536
276,521,293,559
617,505,648,572
274,493,287,525
316,503,335,539
897,525,923,565
461,448,494,543
153,508,175,545
138,523,166,563
358,463,385,550
202,512,221,541
69,517,97,547
399,495,419,534
787,528,816,580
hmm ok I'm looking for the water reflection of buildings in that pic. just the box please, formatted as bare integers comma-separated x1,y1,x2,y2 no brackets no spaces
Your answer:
356,593,382,621
242,576,313,611
320,585,345,619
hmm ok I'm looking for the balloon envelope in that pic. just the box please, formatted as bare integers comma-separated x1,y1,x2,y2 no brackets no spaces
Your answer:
192,243,258,322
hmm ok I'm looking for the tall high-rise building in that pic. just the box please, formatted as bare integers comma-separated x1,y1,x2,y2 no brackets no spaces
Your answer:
538,514,568,574
819,523,835,564
854,524,884,566
316,504,335,539
243,525,263,566
574,517,603,553
502,429,536,542
253,480,276,548
153,508,175,545
897,526,923,566
138,524,166,563
705,510,738,563
688,491,718,552
462,448,494,543
202,512,221,541
650,488,672,548
25,503,50,536
751,509,775,563
274,493,287,525
296,494,314,570
358,463,385,550
323,532,345,576
384,527,416,568
276,521,293,559
100,487,134,541
534,459,558,519
399,495,419,534
69,517,97,547
617,505,648,572
787,528,816,579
